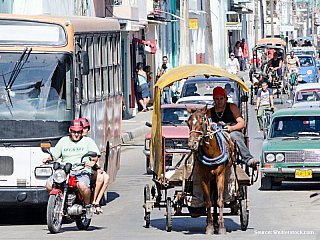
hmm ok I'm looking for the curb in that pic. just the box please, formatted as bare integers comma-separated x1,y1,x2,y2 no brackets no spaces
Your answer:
121,125,150,144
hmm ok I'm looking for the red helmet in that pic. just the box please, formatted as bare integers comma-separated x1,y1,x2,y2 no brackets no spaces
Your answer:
70,119,83,131
79,118,90,129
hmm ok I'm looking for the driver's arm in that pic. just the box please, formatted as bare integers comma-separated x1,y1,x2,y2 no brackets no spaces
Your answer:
224,103,245,132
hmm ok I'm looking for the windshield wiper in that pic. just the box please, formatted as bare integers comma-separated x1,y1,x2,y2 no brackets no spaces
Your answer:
298,132,320,136
2,47,32,108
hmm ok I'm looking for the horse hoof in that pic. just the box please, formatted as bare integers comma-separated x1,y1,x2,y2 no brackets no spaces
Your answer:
219,227,227,235
206,227,214,235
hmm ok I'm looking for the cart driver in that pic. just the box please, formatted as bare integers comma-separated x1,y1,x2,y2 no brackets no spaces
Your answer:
206,86,259,168
268,52,283,81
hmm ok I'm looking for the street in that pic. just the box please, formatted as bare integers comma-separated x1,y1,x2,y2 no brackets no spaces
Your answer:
1,80,320,240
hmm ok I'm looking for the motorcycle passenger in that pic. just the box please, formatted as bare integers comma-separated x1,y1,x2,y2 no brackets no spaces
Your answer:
254,81,276,133
206,86,259,168
79,118,110,214
268,52,283,82
43,119,100,206
287,51,301,85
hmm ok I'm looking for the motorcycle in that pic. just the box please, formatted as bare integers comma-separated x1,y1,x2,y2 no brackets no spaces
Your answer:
41,146,97,234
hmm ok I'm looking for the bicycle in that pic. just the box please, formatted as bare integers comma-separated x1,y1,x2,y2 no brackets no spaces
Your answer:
261,108,274,139
287,68,298,98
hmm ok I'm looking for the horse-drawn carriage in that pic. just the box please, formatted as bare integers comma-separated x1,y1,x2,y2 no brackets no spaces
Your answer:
143,64,258,234
250,38,287,105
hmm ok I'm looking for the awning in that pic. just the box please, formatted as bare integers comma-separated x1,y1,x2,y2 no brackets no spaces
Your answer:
133,37,157,54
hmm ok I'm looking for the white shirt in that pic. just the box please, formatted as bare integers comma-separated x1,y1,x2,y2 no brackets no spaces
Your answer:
226,58,239,74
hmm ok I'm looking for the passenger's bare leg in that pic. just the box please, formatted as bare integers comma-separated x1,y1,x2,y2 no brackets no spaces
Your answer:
95,172,110,205
46,181,53,192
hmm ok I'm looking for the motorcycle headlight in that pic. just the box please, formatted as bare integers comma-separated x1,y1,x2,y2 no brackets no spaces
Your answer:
265,153,275,162
145,139,151,150
53,169,67,183
275,153,285,162
307,70,312,75
34,167,53,177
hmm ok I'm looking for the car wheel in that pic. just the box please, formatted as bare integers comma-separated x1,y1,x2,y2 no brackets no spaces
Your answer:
261,176,273,190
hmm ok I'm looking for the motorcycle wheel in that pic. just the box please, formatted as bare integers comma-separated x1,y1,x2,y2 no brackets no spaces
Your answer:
47,194,63,234
76,216,91,230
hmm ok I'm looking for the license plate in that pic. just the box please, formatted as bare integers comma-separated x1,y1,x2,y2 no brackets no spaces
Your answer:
295,169,312,178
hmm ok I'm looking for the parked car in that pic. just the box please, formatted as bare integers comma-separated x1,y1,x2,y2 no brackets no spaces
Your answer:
143,104,212,174
287,83,320,106
295,55,319,83
261,107,320,190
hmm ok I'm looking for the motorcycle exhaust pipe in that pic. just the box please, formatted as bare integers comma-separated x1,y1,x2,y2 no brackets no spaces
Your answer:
67,204,83,215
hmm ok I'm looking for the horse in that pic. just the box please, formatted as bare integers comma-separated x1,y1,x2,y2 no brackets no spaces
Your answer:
187,105,235,235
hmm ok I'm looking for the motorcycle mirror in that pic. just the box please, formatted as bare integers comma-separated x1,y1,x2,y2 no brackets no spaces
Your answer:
145,122,152,127
65,163,72,173
53,162,60,170
41,143,51,154
85,151,97,158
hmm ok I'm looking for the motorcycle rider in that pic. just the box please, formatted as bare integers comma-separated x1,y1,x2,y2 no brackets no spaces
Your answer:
79,118,110,214
43,119,100,206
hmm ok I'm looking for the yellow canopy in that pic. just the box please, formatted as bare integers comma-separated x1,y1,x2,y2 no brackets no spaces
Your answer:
150,64,249,179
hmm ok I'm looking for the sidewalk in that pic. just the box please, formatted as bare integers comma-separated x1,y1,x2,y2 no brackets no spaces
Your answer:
121,109,153,144
121,70,251,144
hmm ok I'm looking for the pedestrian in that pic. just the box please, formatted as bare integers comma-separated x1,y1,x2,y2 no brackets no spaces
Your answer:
233,41,243,70
249,52,261,82
157,56,173,104
79,118,110,214
136,62,149,112
144,65,152,108
240,38,248,71
254,81,276,133
225,52,240,75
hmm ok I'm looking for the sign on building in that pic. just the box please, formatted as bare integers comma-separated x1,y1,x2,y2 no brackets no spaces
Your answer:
189,19,198,29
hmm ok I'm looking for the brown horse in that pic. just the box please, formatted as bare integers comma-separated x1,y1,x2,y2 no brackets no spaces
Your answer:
187,105,235,235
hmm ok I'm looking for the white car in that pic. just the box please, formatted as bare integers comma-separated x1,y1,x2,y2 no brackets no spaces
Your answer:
288,83,320,107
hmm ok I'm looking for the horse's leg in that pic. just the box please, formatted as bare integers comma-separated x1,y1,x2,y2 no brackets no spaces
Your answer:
212,180,219,234
200,177,214,235
216,173,226,234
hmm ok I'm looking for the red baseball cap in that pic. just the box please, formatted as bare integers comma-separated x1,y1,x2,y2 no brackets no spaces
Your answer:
70,119,83,131
79,118,90,128
213,86,226,98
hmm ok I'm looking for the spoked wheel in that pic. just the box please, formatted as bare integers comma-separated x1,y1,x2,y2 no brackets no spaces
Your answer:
76,215,91,230
144,184,151,228
239,186,249,231
166,197,172,232
47,194,63,234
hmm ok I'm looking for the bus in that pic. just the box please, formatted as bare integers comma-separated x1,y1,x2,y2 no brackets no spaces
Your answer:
0,14,122,206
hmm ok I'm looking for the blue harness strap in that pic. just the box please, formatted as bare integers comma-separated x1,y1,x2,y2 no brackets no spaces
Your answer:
198,125,229,166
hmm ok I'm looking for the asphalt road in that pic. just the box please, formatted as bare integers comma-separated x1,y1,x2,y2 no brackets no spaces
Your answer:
2,80,320,239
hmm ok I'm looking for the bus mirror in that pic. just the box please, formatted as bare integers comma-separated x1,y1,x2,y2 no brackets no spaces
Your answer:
81,51,89,75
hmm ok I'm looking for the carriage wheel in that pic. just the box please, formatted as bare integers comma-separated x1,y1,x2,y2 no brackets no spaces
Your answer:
144,184,151,228
166,197,172,232
239,186,249,231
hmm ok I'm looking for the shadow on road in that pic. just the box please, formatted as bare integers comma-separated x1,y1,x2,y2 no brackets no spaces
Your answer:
106,191,120,204
259,182,320,191
0,206,46,225
149,216,244,235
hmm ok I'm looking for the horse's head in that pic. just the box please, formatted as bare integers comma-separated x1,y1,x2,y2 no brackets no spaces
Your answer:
186,105,208,151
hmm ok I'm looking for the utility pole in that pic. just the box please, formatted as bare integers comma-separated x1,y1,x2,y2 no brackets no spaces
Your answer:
307,0,310,35
254,0,259,43
260,0,265,38
271,0,274,37
205,0,214,64
179,0,190,65
312,0,315,42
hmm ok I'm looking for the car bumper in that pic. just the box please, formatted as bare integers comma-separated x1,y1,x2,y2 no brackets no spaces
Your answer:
0,187,49,206
143,149,191,157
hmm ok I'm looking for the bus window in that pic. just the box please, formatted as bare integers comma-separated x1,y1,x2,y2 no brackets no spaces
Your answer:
102,36,108,97
108,36,114,95
87,36,95,101
113,37,119,94
80,36,88,103
94,36,101,99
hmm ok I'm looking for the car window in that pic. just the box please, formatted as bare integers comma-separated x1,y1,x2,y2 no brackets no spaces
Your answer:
269,116,320,138
181,81,239,104
299,57,314,67
296,90,320,102
161,107,190,125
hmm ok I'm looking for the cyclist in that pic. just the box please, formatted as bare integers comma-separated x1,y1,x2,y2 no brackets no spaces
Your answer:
255,81,276,133
287,51,301,86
